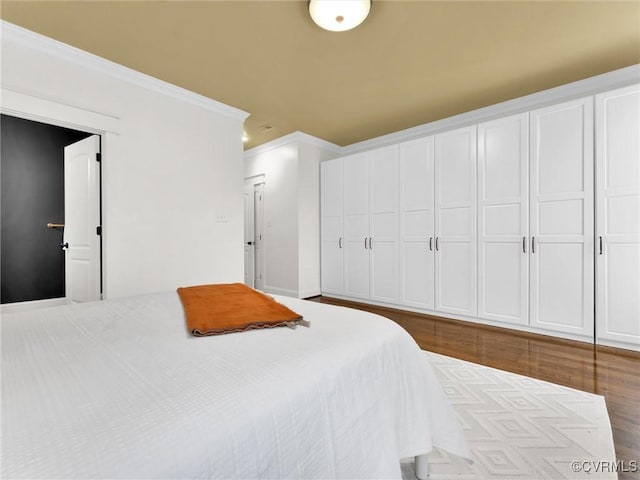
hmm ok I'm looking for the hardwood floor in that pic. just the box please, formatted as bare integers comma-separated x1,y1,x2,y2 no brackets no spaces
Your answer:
310,296,640,480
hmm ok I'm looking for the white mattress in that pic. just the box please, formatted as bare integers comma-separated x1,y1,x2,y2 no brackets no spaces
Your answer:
2,292,468,479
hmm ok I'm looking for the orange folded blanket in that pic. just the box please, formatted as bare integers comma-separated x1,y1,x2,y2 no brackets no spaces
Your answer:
177,283,304,336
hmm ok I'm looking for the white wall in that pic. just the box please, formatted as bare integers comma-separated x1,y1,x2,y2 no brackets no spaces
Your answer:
1,23,248,299
297,142,338,297
244,143,299,296
244,133,339,298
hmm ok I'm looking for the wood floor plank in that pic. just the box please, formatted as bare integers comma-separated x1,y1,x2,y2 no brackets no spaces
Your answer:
310,296,640,480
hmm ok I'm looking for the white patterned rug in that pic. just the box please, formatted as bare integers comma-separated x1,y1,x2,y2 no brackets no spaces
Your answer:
401,352,617,480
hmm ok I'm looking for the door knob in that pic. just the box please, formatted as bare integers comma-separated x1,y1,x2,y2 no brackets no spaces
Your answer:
246,241,253,246
60,242,69,250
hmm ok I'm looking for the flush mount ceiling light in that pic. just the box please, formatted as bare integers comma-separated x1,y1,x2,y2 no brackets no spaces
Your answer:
309,0,371,32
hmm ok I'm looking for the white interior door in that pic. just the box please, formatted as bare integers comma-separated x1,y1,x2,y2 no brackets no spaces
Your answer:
400,137,435,309
343,153,370,299
595,85,640,349
320,158,344,295
477,113,529,326
243,178,255,288
529,98,594,337
434,126,477,316
63,135,101,303
254,183,265,291
369,146,399,303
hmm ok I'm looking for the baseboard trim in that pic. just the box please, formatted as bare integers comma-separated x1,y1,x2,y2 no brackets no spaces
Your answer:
320,293,598,347
596,337,640,353
1,297,66,314
298,288,321,299
263,286,298,298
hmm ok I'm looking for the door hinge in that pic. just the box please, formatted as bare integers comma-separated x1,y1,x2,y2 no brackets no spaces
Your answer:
96,226,102,236
96,152,102,162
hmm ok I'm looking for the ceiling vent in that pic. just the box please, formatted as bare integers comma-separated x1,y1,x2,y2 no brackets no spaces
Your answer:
259,124,273,132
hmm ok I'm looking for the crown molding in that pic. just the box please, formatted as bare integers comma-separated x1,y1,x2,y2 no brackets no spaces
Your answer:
342,64,640,154
0,20,250,122
292,131,343,153
244,131,342,160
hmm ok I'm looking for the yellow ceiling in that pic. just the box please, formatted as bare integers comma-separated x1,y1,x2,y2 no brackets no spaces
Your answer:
1,1,639,149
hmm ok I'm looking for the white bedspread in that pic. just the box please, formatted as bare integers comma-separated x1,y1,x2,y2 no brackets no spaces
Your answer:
2,293,468,479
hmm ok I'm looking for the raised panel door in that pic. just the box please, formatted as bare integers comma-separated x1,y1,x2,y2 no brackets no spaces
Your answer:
596,85,640,349
399,137,435,309
343,153,370,299
320,158,343,295
434,126,477,316
529,98,594,337
477,113,529,325
369,146,399,302
64,135,101,303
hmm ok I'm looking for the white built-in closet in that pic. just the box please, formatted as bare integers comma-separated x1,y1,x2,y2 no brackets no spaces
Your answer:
595,85,640,348
320,82,640,351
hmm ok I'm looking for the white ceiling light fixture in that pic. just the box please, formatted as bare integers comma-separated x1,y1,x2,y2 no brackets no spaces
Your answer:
309,0,371,32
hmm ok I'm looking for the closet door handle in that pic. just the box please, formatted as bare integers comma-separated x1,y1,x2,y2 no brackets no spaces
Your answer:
364,238,368,249
523,236,526,254
429,237,433,251
435,237,440,251
369,237,373,249
599,236,603,255
531,236,536,254
338,237,342,249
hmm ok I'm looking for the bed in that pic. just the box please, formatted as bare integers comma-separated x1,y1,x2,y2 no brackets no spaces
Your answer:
1,291,468,479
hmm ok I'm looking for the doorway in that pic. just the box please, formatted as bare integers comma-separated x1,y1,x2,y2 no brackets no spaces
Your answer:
243,176,265,290
0,114,102,307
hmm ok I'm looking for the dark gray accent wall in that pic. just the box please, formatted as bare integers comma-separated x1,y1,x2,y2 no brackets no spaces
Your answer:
1,115,92,304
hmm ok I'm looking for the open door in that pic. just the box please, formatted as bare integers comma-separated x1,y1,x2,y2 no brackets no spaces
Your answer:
243,179,255,288
254,183,265,291
63,135,101,303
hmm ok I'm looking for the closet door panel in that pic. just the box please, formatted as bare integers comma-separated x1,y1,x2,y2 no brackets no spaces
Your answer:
321,216,343,294
399,138,435,308
344,240,369,299
596,85,640,348
435,127,477,316
369,146,399,302
343,211,370,299
343,153,370,299
482,242,522,320
402,242,432,307
439,242,473,312
440,138,472,204
370,241,398,302
536,242,585,326
321,158,343,218
603,244,640,337
343,153,369,218
478,114,529,325
530,98,594,337
320,158,343,295
369,146,398,214
484,204,521,235
371,213,397,238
